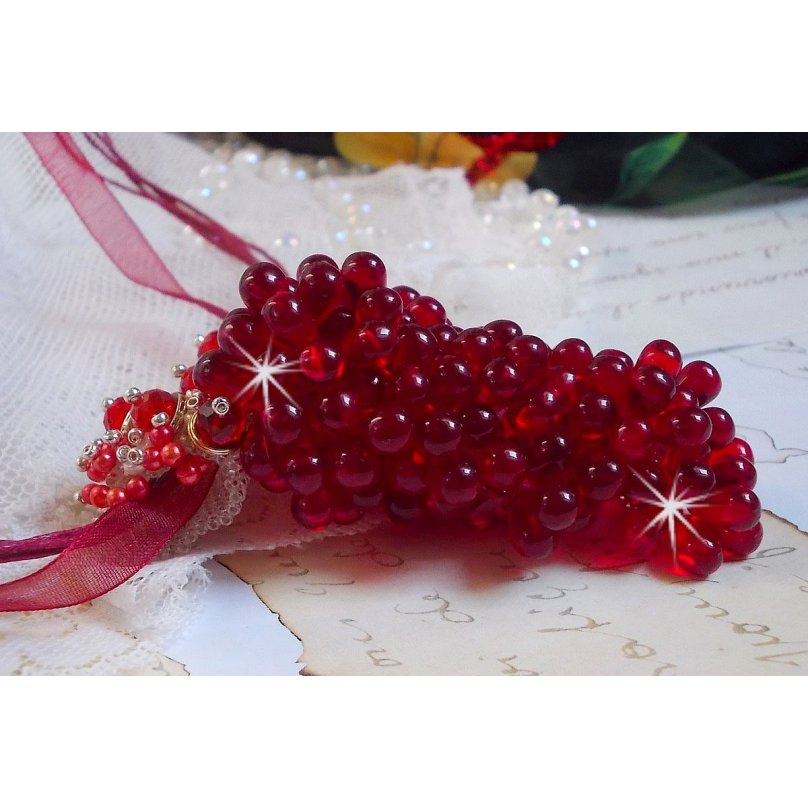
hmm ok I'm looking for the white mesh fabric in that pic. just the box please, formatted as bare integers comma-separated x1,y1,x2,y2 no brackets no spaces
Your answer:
0,133,584,674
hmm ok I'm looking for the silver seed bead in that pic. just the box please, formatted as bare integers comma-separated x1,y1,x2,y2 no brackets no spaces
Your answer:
151,412,169,427
124,387,142,403
81,443,95,458
194,334,205,347
101,397,115,411
92,438,104,450
76,456,90,471
116,445,130,462
73,491,83,503
104,429,122,443
172,364,188,378
127,428,144,445
127,447,145,465
211,396,231,416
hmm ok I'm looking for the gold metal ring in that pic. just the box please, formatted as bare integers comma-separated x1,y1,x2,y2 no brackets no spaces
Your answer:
185,410,233,457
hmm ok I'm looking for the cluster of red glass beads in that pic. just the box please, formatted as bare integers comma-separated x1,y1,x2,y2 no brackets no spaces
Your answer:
179,251,762,578
77,389,212,509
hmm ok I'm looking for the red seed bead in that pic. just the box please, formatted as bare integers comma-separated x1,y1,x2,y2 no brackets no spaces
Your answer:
175,455,204,487
433,458,480,507
637,339,682,377
392,324,438,365
632,365,676,411
79,484,95,504
393,285,420,305
506,335,550,371
550,338,593,372
125,475,150,501
300,341,344,382
148,425,175,448
143,447,163,471
286,451,324,496
217,308,269,359
539,485,578,531
678,360,722,405
197,330,219,356
482,445,528,490
261,291,315,344
334,448,379,491
534,433,573,469
720,523,763,560
239,261,291,312
421,413,463,456
93,447,117,474
160,442,185,468
408,295,446,327
341,251,387,296
103,396,131,431
89,485,109,508
291,490,332,530
675,529,723,577
263,401,303,445
356,287,403,324
192,350,251,399
704,407,735,447
460,404,498,440
612,417,653,460
668,407,712,448
86,463,108,483
368,408,413,454
485,319,522,349
713,456,757,489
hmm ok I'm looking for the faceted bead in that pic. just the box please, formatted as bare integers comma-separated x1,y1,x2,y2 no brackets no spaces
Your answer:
408,296,446,327
286,451,324,496
300,342,344,382
368,408,413,454
103,396,131,431
506,335,549,371
356,287,403,324
195,400,246,448
421,413,463,456
291,489,332,530
704,407,735,447
677,361,722,405
550,338,592,372
125,475,150,501
130,389,177,430
637,339,682,377
239,261,291,312
632,366,675,411
485,319,522,349
218,308,269,359
262,291,316,344
263,402,303,445
482,445,528,490
342,251,387,295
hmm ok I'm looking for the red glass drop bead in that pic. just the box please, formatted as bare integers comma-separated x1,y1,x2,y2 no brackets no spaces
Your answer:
218,308,269,359
431,322,457,346
421,413,463,456
588,354,632,402
334,448,379,491
538,486,578,531
291,489,332,530
125,475,150,501
263,401,303,445
408,295,446,327
352,487,383,509
332,488,363,525
637,339,682,376
197,330,219,356
160,442,185,468
677,360,722,405
341,252,387,296
196,400,246,448
356,287,403,324
297,257,346,315
355,320,396,358
433,458,480,507
468,495,505,530
392,324,438,365
485,319,522,349
320,389,363,430
509,509,554,559
393,285,420,305
192,351,250,399
479,358,523,404
460,404,498,440
286,451,324,496
148,425,175,448
143,447,163,471
513,389,562,436
710,437,754,464
720,523,763,560
579,455,624,501
296,253,338,279
632,365,676,411
241,440,288,493
704,487,761,531
180,367,195,393
674,463,715,495
103,396,131,431
387,493,424,522
239,261,291,313
704,407,735,447
386,454,427,495
667,387,700,411
300,341,344,382
368,408,413,454
577,392,617,435
89,485,109,508
550,338,593,372
452,328,495,374
712,456,757,489
506,335,549,371
675,528,723,577
394,366,431,404
668,407,712,448
262,291,316,344
318,307,356,344
534,433,573,469
482,445,528,490
175,455,206,487
431,356,473,402
596,348,633,369
612,417,653,460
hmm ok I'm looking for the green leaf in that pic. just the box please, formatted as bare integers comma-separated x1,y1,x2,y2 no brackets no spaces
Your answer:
614,133,688,202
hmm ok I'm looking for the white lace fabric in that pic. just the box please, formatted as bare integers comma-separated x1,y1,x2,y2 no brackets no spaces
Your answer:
0,133,585,674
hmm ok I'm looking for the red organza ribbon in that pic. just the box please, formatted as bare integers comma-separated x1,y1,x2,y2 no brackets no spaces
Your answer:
0,466,216,612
